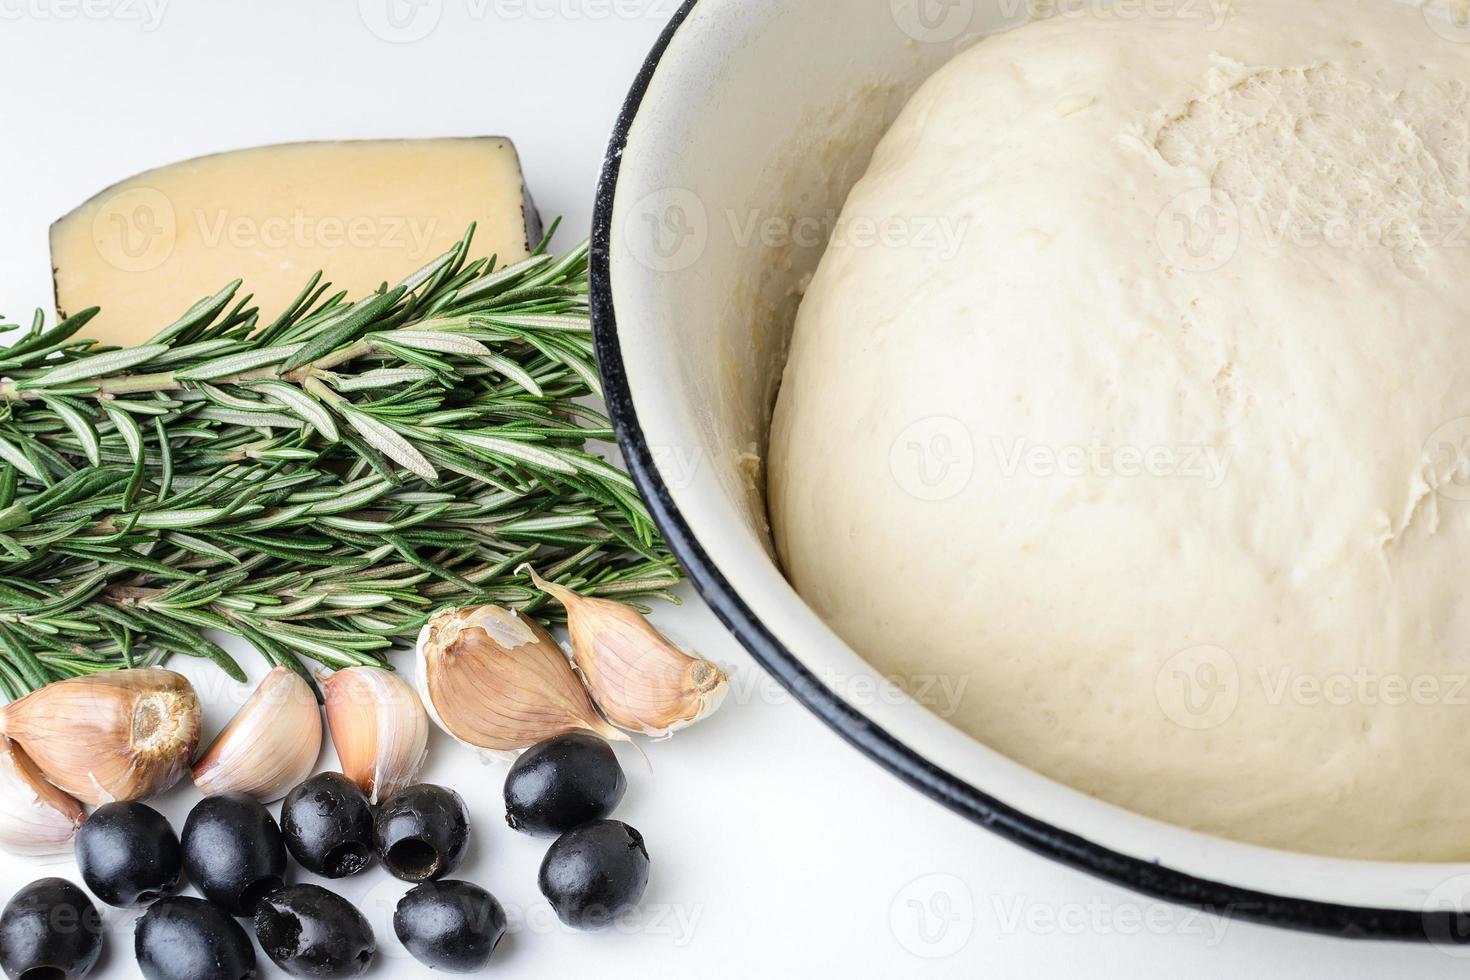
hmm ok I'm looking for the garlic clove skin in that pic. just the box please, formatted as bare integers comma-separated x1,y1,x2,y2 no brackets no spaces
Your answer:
0,735,86,858
415,604,626,760
526,568,729,737
321,666,428,805
0,668,201,805
193,667,323,804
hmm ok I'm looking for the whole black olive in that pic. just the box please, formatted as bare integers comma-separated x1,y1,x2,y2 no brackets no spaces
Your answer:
538,820,650,930
135,896,256,980
281,773,374,879
75,801,183,908
254,885,374,979
181,794,286,917
504,732,627,837
0,878,103,980
393,881,506,973
373,785,469,882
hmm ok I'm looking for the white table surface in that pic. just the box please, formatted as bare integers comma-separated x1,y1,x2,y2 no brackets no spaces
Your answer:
0,2,1462,977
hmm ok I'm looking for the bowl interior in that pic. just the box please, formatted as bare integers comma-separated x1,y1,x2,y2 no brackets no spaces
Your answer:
599,0,1470,916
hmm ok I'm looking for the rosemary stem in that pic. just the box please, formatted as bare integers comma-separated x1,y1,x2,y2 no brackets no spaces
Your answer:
0,232,674,691
0,338,381,403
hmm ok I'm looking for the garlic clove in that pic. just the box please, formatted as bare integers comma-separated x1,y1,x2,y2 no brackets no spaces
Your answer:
321,666,428,805
526,567,729,737
0,668,201,805
415,603,626,760
0,735,86,858
193,667,323,804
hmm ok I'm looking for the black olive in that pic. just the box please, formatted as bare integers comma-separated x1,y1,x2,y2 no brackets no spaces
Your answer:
280,774,374,879
537,820,650,930
0,878,103,980
135,896,256,980
373,785,469,882
75,801,182,908
253,885,374,979
181,794,286,917
393,881,506,973
503,732,627,837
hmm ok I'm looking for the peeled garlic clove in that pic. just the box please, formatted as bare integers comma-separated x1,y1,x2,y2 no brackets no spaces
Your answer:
0,668,201,805
0,735,85,857
416,604,625,759
193,667,323,804
321,666,428,805
527,568,728,737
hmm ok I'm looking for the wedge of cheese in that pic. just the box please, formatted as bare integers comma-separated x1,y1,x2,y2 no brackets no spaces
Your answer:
51,138,541,346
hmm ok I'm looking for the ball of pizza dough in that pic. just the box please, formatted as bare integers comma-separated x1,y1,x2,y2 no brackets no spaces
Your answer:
770,0,1470,860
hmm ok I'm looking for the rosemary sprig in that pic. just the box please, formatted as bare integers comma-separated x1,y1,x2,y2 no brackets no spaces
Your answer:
0,224,678,698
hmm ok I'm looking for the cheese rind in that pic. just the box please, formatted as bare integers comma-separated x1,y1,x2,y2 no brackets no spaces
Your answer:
50,138,541,346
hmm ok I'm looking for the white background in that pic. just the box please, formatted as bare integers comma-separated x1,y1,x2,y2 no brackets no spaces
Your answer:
0,1,1464,977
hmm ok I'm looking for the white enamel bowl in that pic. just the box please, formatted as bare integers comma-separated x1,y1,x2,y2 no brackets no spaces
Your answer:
590,0,1468,941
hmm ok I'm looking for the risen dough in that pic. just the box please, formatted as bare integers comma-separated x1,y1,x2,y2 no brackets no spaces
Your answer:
769,0,1470,860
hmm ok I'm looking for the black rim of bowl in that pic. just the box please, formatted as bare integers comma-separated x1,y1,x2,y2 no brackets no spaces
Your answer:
589,0,1454,943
